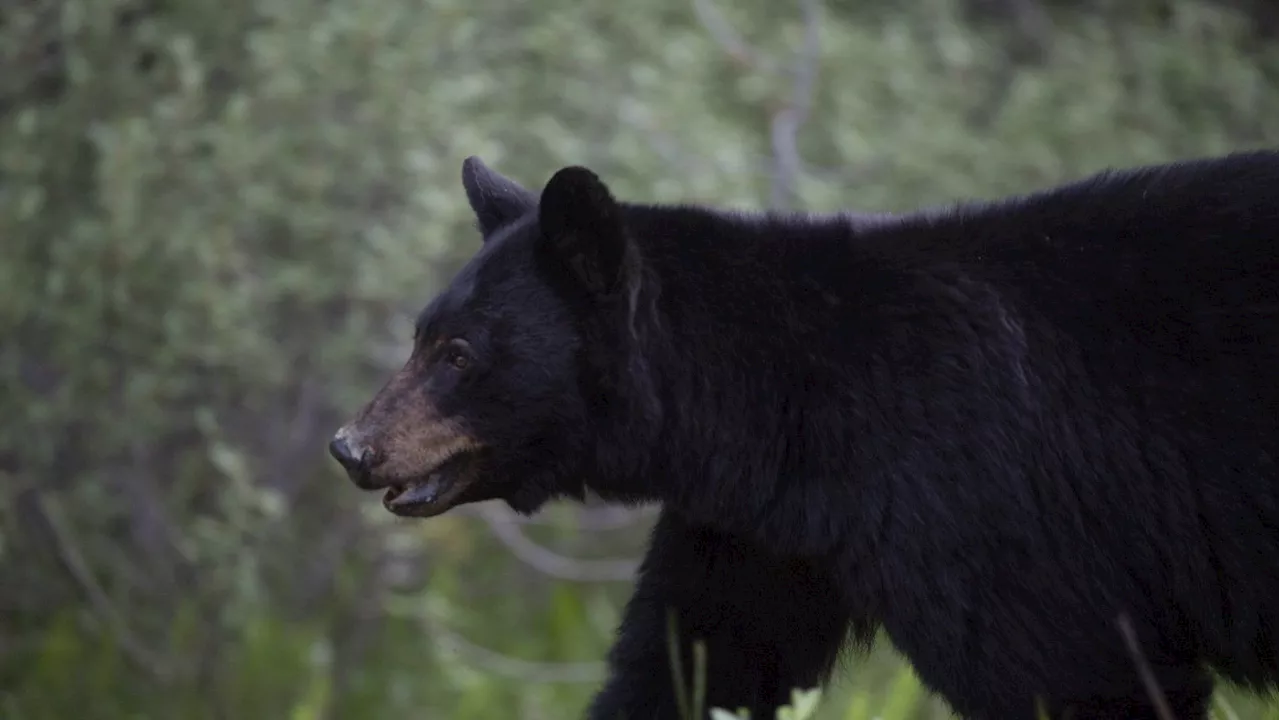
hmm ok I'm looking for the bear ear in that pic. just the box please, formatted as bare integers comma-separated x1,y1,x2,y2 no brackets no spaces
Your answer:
461,156,536,238
537,165,631,297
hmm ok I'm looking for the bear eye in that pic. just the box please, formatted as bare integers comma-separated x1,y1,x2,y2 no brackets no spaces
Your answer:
441,339,472,371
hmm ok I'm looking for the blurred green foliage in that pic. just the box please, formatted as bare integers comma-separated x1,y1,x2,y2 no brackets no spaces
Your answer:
0,0,1275,717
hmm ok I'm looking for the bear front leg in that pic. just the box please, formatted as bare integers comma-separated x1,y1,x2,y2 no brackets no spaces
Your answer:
586,508,851,720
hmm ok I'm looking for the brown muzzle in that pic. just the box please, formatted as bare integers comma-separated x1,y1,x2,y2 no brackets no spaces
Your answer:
327,361,479,490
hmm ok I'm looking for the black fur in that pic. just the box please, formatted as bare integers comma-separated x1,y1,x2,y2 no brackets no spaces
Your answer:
414,152,1279,719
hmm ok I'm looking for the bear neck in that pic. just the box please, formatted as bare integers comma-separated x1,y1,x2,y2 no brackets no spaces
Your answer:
576,204,907,555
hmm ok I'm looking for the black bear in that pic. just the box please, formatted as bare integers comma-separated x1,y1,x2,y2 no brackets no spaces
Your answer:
329,150,1279,719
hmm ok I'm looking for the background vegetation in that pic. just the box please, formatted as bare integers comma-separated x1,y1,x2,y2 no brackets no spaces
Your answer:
0,0,1275,717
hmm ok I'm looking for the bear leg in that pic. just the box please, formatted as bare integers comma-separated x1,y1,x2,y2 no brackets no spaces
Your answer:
586,509,852,720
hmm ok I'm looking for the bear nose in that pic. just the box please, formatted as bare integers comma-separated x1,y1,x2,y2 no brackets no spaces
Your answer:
328,434,369,473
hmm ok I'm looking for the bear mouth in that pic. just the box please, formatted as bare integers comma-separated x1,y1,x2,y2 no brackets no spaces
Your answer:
381,450,480,518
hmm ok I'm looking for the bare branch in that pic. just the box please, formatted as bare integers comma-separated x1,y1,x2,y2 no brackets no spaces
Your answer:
383,601,607,683
1116,613,1176,720
431,622,606,683
456,500,657,531
573,501,659,532
624,108,888,198
33,491,182,680
476,503,640,582
691,0,768,68
769,0,823,209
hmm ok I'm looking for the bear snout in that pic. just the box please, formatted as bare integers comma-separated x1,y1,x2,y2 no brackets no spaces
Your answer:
328,425,386,489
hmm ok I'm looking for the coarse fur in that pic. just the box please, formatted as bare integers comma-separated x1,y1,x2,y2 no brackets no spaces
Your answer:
331,150,1279,719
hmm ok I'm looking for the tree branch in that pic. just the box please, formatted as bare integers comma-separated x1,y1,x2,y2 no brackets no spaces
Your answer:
691,0,768,69
456,500,657,531
33,491,183,680
431,621,606,683
383,599,606,684
768,0,823,209
476,503,640,582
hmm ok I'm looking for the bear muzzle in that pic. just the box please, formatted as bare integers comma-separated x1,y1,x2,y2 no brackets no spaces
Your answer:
328,420,485,518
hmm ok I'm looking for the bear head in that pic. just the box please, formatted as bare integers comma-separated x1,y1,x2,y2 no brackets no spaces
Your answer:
328,157,662,518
